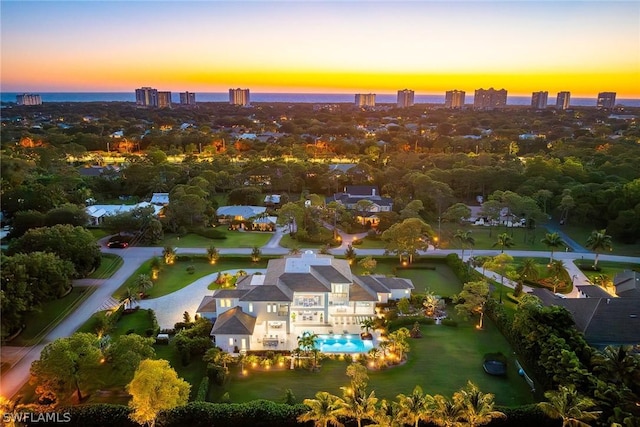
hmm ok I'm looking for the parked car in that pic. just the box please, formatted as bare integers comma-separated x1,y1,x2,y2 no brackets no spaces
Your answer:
107,240,129,249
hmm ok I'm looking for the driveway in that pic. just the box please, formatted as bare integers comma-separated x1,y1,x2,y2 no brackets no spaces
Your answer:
138,269,266,329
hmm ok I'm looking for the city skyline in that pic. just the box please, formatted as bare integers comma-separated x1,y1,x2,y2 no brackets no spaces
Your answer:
1,1,639,97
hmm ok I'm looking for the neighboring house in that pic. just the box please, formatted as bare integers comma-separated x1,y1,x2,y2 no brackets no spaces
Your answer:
251,215,277,231
329,185,393,227
529,288,640,348
264,194,281,207
199,252,413,353
150,192,170,205
86,201,163,226
216,205,268,230
78,165,120,178
614,270,640,298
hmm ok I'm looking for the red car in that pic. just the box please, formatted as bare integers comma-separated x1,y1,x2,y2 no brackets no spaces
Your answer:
107,240,129,249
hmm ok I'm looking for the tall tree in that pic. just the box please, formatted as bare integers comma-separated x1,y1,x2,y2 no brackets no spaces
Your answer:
537,385,600,427
483,253,515,304
381,218,433,264
585,229,613,268
105,334,155,382
454,381,506,427
298,391,344,427
517,258,540,283
541,232,566,263
30,333,102,402
127,359,190,427
134,274,153,297
492,232,514,253
206,245,220,264
429,394,464,427
453,229,475,261
454,281,490,329
344,244,357,265
396,386,431,427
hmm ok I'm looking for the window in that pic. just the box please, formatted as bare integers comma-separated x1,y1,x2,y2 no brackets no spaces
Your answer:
228,338,233,346
248,303,253,313
267,303,277,313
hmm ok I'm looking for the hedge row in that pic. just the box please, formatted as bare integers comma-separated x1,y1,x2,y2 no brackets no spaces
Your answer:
34,402,556,427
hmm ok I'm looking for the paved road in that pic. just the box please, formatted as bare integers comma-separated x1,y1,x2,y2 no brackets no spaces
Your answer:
2,235,638,400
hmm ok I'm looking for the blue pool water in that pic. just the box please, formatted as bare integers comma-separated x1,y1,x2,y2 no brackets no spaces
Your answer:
315,334,374,353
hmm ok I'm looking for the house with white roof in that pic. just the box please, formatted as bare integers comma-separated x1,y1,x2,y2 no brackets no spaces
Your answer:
86,202,163,226
199,252,413,353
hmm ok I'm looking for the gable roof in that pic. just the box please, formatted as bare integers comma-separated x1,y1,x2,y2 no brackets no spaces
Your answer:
210,306,256,335
349,281,378,301
577,285,612,299
278,273,329,292
240,285,291,302
196,296,217,314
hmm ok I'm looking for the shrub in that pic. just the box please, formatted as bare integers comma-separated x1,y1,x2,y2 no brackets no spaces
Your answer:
195,376,209,401
441,318,458,327
186,265,196,275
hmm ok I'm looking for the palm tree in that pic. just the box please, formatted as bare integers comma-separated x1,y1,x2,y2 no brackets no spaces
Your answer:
298,391,344,427
454,381,506,427
360,318,375,338
121,286,139,309
135,273,153,297
548,259,567,293
538,385,600,427
430,394,464,427
541,232,566,263
586,229,613,269
396,386,431,427
387,328,411,361
251,246,261,262
206,245,220,264
288,245,301,255
518,258,540,283
344,244,357,265
298,332,319,369
492,232,514,253
454,229,475,261
336,387,378,427
591,345,640,388
162,245,176,264
370,399,403,427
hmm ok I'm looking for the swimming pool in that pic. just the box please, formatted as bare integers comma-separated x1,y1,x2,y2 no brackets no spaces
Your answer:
315,334,374,353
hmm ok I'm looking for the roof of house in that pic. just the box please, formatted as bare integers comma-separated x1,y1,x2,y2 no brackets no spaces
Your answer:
614,270,640,298
530,288,640,346
354,275,390,294
345,185,378,196
577,285,612,299
375,277,415,290
240,285,291,302
85,202,162,219
349,281,378,301
217,205,266,218
210,306,256,335
196,296,217,314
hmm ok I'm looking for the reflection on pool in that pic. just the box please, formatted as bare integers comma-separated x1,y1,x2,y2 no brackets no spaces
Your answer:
315,334,374,353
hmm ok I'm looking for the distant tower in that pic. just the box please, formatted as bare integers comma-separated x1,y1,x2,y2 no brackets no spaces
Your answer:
135,87,158,107
474,88,507,110
444,90,465,109
157,91,172,108
597,92,616,109
396,89,414,108
531,91,548,109
355,93,376,108
556,91,571,110
229,88,250,106
180,91,196,105
16,93,42,105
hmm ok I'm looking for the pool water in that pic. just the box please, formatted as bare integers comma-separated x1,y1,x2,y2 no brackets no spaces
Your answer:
315,334,374,353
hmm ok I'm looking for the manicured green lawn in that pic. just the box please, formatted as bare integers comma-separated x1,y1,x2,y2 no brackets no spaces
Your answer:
279,234,328,249
88,228,111,240
112,256,270,300
555,223,640,257
10,287,96,346
577,261,639,284
438,223,550,251
210,318,534,407
158,228,272,248
89,254,123,279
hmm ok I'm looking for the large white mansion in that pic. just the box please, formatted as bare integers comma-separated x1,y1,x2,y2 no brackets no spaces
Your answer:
196,251,414,353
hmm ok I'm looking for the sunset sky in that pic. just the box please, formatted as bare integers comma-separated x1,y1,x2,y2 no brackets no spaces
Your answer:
1,1,639,97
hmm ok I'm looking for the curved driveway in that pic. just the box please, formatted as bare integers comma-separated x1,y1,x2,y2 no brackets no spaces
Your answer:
2,236,638,399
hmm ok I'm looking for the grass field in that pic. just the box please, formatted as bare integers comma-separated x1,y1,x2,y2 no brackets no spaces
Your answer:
9,287,96,346
158,228,272,248
577,260,640,284
111,256,270,300
209,317,533,407
89,254,123,279
437,223,550,251
548,223,640,257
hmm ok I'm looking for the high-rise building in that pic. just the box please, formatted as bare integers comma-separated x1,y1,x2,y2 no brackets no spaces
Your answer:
355,93,376,108
16,94,42,105
396,89,414,108
597,92,616,109
180,91,196,105
135,87,158,107
157,91,172,108
444,90,465,109
531,91,548,109
229,88,250,106
473,88,507,110
556,91,571,110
